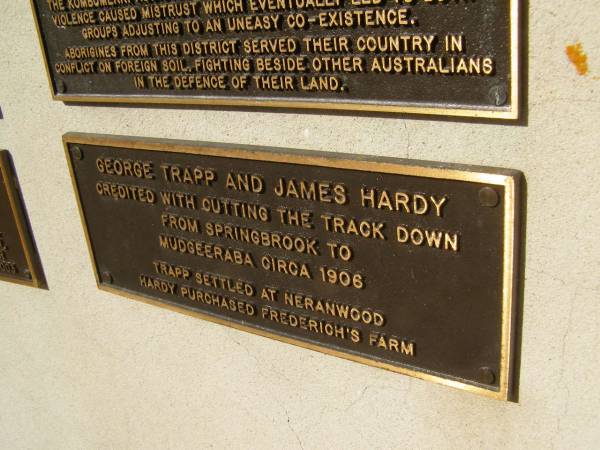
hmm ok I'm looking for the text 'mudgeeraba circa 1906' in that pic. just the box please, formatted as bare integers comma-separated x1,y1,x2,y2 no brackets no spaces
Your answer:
32,0,519,118
65,133,522,400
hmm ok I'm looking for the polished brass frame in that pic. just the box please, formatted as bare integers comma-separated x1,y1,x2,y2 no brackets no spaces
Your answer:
31,0,520,119
64,132,521,400
0,151,44,288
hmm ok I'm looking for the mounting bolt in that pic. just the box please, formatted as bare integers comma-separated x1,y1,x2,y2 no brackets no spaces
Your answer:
23,269,32,280
489,85,507,106
56,80,66,94
479,187,499,208
101,271,113,284
71,146,83,160
479,366,496,385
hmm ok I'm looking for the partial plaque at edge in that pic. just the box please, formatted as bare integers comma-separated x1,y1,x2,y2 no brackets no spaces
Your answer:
31,0,520,119
65,133,522,400
0,151,45,288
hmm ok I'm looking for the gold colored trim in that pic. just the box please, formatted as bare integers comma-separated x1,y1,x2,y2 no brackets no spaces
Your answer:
0,151,44,288
63,132,521,401
510,0,521,119
29,0,58,106
30,0,520,119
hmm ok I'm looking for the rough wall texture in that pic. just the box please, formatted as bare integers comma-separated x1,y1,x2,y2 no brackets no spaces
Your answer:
1,1,599,449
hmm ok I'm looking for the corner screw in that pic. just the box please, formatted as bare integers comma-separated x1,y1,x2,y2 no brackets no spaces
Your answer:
56,80,66,94
101,271,113,284
479,187,499,208
489,85,507,106
23,269,32,280
71,146,83,160
479,366,496,385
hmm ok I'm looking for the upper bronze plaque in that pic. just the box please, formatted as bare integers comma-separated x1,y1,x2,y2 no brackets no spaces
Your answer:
65,133,522,400
32,0,519,118
0,151,45,288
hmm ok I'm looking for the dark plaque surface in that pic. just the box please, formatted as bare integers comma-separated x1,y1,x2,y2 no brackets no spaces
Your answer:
32,0,519,118
65,133,521,399
0,151,45,288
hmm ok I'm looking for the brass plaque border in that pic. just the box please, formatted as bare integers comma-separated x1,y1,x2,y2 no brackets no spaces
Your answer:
0,151,44,288
31,0,521,120
64,132,521,400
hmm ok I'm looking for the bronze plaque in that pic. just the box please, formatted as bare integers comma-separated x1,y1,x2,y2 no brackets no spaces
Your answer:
65,133,522,399
0,151,45,288
32,0,519,118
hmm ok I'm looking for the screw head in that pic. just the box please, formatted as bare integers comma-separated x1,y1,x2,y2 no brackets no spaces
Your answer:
479,366,496,385
56,80,66,94
23,269,32,280
71,146,83,160
101,271,113,284
489,85,507,106
479,187,499,208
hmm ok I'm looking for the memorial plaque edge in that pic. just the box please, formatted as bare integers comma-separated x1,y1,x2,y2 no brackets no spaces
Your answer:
0,151,45,288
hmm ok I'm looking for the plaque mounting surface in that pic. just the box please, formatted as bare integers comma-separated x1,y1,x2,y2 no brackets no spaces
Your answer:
32,0,520,119
0,151,45,288
65,133,522,400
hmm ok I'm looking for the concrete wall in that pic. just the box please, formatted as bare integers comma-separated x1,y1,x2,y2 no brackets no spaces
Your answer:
1,1,599,448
